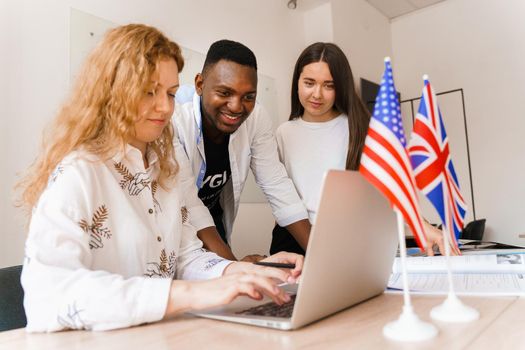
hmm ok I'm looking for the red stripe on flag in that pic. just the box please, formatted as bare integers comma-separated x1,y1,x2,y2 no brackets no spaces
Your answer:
367,128,413,180
444,172,464,233
414,144,449,189
362,145,419,222
411,118,441,156
426,83,437,130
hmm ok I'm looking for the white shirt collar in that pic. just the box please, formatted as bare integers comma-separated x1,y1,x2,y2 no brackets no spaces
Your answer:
111,144,159,168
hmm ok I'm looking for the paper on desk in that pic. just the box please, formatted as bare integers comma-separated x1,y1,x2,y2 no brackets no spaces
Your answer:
392,253,525,274
387,273,525,296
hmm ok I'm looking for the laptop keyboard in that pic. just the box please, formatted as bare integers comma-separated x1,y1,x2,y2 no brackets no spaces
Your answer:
236,294,297,318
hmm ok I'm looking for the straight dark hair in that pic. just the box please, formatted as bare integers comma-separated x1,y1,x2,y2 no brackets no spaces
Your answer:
290,42,370,170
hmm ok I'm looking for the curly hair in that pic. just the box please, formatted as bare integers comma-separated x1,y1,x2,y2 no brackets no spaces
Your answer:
17,24,184,212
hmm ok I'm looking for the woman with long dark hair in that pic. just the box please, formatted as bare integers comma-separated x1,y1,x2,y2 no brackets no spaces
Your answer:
271,42,452,256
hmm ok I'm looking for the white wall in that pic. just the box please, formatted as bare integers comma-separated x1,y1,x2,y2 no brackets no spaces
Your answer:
391,0,525,245
3,1,74,268
0,1,7,247
0,0,309,267
302,2,334,43
331,0,392,83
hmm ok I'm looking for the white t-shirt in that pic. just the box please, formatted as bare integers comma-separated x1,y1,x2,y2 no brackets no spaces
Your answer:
276,114,349,223
21,145,231,332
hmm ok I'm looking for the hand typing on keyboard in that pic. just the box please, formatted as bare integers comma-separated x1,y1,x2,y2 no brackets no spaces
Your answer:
236,294,297,318
164,252,304,318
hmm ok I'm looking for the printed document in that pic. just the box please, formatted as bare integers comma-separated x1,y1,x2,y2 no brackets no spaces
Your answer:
387,272,525,296
392,253,525,274
388,253,525,295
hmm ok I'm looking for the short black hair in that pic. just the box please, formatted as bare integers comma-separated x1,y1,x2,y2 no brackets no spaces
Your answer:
202,39,257,75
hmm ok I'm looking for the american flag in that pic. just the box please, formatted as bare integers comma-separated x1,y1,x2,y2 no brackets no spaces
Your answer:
359,58,428,249
408,77,467,245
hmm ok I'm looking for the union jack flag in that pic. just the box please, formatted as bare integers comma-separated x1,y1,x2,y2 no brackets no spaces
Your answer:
359,58,428,249
408,77,467,246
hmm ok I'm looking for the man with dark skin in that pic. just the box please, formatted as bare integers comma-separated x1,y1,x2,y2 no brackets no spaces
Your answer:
174,40,310,261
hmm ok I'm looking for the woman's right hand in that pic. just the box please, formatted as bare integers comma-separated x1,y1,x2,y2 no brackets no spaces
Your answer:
163,272,291,319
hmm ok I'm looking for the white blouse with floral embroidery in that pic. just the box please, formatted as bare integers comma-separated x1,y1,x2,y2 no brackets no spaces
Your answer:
21,145,231,332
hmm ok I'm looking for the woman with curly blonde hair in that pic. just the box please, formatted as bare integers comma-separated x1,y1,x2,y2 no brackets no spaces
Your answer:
19,24,182,207
18,24,302,332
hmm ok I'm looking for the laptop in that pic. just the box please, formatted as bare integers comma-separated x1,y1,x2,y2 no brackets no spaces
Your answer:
191,170,398,330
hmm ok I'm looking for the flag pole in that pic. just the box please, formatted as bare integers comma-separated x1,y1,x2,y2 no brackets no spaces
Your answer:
415,74,478,322
383,209,437,342
361,57,437,341
430,200,479,322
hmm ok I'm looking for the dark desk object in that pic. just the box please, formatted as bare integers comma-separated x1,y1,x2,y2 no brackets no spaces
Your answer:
405,238,524,255
459,240,524,251
406,218,487,248
461,219,486,241
0,265,27,331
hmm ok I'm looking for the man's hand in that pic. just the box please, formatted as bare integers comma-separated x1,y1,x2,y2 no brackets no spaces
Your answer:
197,226,237,260
224,251,304,282
285,219,311,250
240,254,267,263
424,221,461,256
260,251,304,280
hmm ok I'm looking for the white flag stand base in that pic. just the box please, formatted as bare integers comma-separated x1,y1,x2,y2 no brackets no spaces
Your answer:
383,305,438,342
430,293,479,323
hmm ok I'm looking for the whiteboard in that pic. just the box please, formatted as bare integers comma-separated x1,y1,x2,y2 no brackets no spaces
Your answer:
69,8,116,84
179,46,204,86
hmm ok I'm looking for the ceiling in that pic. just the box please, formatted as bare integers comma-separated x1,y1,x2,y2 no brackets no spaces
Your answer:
292,0,447,19
364,0,447,19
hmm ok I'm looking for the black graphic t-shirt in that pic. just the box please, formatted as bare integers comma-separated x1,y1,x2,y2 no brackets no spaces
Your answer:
198,132,231,242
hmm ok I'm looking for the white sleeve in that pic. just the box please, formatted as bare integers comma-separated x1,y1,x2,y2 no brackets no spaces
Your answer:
174,127,215,231
249,107,308,226
275,124,285,163
175,223,232,280
21,169,171,332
